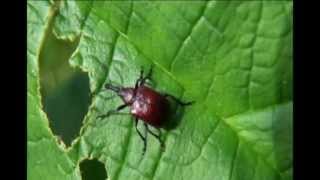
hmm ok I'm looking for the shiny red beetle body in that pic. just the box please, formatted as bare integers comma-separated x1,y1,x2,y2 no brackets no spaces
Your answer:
119,86,170,128
98,67,193,155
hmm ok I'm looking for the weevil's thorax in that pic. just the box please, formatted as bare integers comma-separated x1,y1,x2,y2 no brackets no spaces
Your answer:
130,85,170,127
119,88,135,104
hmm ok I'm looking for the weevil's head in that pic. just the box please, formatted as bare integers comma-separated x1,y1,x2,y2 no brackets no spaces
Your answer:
105,83,135,104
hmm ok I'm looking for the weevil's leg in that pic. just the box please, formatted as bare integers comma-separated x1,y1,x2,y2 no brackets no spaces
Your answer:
135,68,144,90
134,66,153,89
135,118,147,155
163,93,194,106
97,104,128,120
143,122,148,155
139,66,153,86
145,124,165,151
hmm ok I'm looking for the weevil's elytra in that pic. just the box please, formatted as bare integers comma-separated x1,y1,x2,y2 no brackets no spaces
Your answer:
131,85,171,127
97,67,194,155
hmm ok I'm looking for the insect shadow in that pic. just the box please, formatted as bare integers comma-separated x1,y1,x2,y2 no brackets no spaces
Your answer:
161,97,190,130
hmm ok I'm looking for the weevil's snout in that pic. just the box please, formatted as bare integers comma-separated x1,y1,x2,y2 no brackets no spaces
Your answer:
119,88,135,104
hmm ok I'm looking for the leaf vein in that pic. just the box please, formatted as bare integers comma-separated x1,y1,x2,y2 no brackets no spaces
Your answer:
27,2,46,24
113,121,134,180
169,1,209,71
124,1,133,34
248,1,263,109
228,138,239,180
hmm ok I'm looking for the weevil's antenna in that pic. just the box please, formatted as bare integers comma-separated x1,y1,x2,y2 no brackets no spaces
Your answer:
101,94,117,101
105,83,120,93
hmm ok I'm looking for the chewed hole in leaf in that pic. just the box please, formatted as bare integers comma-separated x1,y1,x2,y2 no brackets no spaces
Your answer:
39,29,90,147
80,158,108,180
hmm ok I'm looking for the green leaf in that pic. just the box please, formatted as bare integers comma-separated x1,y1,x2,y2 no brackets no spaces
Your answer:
27,1,81,179
28,1,292,180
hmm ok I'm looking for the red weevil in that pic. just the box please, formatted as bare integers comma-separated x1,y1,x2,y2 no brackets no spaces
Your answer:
97,67,193,155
